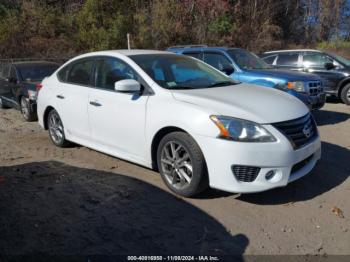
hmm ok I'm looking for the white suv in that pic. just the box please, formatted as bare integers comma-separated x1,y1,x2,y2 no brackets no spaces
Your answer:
37,50,321,197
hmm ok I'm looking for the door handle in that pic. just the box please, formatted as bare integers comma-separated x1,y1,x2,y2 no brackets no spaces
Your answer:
89,101,102,107
56,95,65,99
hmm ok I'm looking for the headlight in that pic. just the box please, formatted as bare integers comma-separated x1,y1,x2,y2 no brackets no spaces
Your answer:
287,81,305,92
210,116,276,142
28,90,37,100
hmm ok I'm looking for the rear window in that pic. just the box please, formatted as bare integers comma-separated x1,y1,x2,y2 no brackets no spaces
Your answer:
18,64,59,81
276,53,299,66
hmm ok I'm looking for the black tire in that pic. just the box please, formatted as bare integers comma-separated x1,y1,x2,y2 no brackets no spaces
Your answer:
157,132,209,197
47,109,70,148
340,83,350,105
20,96,37,122
0,96,8,109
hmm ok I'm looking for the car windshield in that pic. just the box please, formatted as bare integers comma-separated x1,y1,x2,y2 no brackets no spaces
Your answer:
129,54,237,89
330,53,350,67
18,64,59,81
227,49,272,70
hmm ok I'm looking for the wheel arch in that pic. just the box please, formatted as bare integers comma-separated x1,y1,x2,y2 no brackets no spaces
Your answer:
337,78,350,98
151,126,188,170
43,106,55,130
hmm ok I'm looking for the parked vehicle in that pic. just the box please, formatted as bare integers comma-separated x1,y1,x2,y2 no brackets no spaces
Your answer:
0,61,59,121
167,46,326,110
260,49,350,105
37,50,321,197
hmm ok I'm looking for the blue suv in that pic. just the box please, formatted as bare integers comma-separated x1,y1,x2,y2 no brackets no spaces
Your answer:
167,46,325,109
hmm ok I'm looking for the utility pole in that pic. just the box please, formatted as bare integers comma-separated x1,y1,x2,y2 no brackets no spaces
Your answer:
127,33,131,50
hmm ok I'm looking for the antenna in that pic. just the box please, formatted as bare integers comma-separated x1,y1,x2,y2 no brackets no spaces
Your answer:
127,33,131,50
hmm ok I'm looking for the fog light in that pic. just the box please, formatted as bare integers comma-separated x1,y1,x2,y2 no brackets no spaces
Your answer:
265,170,276,180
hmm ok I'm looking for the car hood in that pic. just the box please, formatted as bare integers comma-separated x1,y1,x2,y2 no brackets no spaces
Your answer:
171,83,309,124
247,69,321,82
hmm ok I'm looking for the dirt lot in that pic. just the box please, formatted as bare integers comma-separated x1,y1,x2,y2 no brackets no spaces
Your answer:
0,101,349,256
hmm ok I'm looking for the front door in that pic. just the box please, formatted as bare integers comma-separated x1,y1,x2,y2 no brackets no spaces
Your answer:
88,57,148,161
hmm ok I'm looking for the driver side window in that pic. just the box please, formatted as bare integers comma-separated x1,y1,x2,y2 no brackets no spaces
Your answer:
96,57,137,90
302,53,333,68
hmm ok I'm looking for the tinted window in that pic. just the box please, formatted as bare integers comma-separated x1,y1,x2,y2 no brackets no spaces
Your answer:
303,53,333,68
0,64,10,79
57,65,70,82
276,53,299,66
262,55,277,65
129,54,236,89
227,49,271,69
18,64,59,81
10,67,17,80
67,60,94,86
203,53,231,71
96,57,137,90
183,52,202,60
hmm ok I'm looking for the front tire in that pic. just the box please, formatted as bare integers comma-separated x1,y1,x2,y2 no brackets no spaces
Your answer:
20,96,37,121
47,109,70,147
157,132,208,197
340,83,350,105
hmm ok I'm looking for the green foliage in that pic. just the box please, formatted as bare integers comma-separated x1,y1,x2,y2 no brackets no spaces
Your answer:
0,0,349,58
76,0,133,51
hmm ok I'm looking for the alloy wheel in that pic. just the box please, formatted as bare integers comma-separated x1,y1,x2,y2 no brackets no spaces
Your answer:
160,141,193,190
20,97,30,119
48,112,64,144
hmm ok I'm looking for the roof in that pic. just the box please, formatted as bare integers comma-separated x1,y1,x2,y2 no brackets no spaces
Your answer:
166,46,242,52
263,49,322,54
13,61,60,66
81,50,173,57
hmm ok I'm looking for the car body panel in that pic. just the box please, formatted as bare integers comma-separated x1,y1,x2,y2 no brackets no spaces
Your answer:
37,50,321,194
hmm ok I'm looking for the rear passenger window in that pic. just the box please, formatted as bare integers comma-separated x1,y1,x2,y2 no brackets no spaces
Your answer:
276,53,299,66
0,64,10,79
57,65,70,82
262,55,277,65
67,60,94,86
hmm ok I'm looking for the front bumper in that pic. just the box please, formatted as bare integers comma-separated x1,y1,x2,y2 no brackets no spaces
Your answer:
193,125,321,193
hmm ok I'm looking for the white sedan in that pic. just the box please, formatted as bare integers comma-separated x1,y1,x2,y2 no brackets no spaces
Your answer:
37,50,321,197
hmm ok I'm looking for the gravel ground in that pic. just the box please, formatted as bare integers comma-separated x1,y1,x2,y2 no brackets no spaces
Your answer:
0,101,349,256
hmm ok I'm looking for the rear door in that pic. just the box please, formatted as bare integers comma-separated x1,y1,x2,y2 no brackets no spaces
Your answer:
54,58,94,141
88,56,148,160
301,52,343,91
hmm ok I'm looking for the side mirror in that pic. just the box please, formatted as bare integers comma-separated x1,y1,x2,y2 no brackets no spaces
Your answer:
114,79,141,93
221,64,235,75
324,62,335,70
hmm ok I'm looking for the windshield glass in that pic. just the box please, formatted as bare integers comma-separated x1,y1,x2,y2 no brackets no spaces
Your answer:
227,49,272,70
330,53,350,67
129,54,237,89
18,64,59,81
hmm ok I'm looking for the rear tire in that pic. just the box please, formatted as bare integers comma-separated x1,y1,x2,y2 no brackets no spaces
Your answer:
47,109,70,148
157,132,209,197
340,83,350,105
0,97,8,109
20,96,37,122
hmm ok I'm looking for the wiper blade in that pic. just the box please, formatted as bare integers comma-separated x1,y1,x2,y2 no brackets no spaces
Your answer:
208,81,236,87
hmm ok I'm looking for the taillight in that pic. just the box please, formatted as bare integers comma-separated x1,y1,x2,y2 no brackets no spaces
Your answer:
36,83,43,92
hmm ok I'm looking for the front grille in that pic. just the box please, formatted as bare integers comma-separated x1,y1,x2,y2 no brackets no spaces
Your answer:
307,81,322,96
232,165,260,182
272,113,318,150
291,154,314,174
